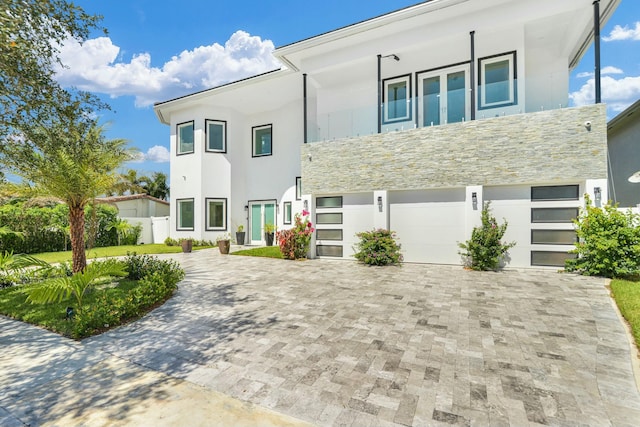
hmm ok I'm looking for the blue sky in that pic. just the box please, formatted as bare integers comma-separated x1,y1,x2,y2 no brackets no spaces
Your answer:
60,0,640,177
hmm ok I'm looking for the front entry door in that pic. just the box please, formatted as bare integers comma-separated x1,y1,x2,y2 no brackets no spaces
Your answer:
250,201,276,245
418,64,470,126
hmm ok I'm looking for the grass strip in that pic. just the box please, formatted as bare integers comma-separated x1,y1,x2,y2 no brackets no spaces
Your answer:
611,278,640,350
231,246,283,259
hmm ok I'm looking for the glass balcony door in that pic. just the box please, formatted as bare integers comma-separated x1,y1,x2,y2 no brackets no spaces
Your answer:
418,64,470,127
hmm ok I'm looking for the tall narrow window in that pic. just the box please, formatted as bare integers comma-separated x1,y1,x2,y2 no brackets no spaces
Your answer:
177,121,194,155
479,52,516,109
296,177,302,200
206,120,226,153
283,202,292,225
252,124,272,157
177,198,194,230
205,198,227,230
383,74,411,123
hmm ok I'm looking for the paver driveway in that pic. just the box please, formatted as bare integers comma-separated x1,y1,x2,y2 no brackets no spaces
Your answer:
1,249,640,426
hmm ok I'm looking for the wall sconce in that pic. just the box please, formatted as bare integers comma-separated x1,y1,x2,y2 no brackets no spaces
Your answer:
471,192,478,209
244,205,248,212
303,200,308,211
594,187,601,202
276,203,280,214
377,196,383,212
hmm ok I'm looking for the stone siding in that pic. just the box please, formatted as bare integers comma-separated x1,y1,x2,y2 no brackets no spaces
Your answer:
301,104,607,194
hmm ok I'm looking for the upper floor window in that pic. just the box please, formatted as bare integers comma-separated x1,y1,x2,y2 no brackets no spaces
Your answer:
177,121,194,155
252,124,272,157
479,52,517,109
206,120,226,153
383,74,412,123
176,198,194,230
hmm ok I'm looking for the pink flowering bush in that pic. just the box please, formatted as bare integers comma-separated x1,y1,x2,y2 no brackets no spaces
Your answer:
277,210,314,260
458,201,515,271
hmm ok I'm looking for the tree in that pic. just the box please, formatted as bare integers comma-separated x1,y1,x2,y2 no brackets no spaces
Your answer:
0,0,103,139
109,169,145,196
0,99,135,273
106,217,133,246
141,171,170,200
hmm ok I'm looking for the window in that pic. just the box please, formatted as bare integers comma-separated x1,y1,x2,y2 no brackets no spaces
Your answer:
316,213,343,224
283,202,292,225
383,74,412,123
531,251,577,267
296,177,302,200
177,199,194,230
479,52,516,109
317,245,343,257
316,229,343,241
531,185,579,201
531,230,578,245
316,196,342,209
205,198,227,231
252,124,272,157
205,120,226,153
531,208,579,223
177,121,194,155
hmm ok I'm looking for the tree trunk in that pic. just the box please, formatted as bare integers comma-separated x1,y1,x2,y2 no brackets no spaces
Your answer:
69,204,87,273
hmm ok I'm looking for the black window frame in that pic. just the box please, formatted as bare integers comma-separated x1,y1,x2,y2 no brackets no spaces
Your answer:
176,198,195,231
382,73,412,124
252,124,273,157
176,121,195,156
205,197,228,231
205,119,227,153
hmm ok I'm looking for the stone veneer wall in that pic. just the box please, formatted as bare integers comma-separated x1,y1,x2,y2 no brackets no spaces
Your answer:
301,104,607,194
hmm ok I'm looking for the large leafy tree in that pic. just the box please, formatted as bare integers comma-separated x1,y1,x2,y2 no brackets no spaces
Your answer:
0,98,135,273
0,0,103,139
109,169,146,196
141,172,170,201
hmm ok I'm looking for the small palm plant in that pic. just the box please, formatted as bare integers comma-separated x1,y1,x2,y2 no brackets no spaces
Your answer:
27,259,127,313
106,218,133,246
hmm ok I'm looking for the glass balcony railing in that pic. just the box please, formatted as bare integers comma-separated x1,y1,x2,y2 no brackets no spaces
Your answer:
306,81,570,143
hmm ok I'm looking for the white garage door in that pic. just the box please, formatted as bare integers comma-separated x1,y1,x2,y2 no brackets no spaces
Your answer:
390,189,466,264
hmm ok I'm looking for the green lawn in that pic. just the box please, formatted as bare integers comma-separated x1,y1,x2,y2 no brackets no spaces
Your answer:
611,278,640,350
231,246,283,259
32,244,213,264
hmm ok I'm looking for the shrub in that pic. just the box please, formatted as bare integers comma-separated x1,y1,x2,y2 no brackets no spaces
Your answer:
565,197,640,278
72,255,184,338
458,202,515,271
353,229,403,266
164,237,178,246
277,210,314,260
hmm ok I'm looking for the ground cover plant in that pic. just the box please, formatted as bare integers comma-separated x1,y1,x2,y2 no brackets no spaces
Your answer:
353,228,403,266
566,198,640,278
0,253,184,339
231,246,283,259
458,201,515,271
610,278,640,350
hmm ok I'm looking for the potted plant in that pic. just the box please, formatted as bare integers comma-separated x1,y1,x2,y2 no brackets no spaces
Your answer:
235,225,245,246
264,223,275,246
180,238,193,253
216,233,231,254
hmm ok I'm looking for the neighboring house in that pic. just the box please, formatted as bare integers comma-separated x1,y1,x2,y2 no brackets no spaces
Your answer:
154,0,619,268
97,194,170,244
608,99,640,209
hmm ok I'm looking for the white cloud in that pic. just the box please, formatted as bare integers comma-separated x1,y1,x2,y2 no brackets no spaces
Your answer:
576,66,624,79
603,22,640,42
570,74,640,113
55,31,281,107
130,145,170,163
144,145,170,163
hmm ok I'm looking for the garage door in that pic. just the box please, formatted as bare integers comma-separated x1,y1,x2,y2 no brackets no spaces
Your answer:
389,189,466,264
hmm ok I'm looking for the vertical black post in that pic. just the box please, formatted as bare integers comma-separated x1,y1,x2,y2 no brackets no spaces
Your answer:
470,30,476,120
593,0,602,104
303,73,308,143
377,54,382,134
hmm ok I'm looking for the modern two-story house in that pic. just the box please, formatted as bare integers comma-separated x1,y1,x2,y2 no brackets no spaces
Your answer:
154,0,619,268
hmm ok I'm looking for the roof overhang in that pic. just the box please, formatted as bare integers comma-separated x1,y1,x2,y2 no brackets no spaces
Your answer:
608,98,640,132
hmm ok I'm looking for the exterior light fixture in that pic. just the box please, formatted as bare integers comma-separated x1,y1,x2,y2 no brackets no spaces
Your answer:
244,205,248,211
628,171,640,183
594,187,601,202
303,200,308,211
377,196,383,212
383,54,400,61
471,192,478,209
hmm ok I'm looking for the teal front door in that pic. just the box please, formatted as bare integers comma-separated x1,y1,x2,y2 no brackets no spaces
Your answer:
249,201,276,245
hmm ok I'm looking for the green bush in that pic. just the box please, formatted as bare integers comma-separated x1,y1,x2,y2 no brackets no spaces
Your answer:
72,255,185,338
353,229,403,266
565,198,640,278
164,237,178,246
458,202,515,271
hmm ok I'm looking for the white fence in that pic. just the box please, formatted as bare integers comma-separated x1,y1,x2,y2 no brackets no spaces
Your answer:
120,216,170,245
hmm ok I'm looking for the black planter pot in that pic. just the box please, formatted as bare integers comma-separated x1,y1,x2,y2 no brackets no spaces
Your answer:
236,231,246,245
265,232,274,246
